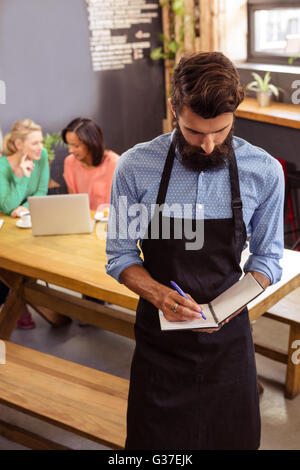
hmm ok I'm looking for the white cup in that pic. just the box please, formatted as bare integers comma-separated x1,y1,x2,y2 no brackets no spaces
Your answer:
21,213,31,228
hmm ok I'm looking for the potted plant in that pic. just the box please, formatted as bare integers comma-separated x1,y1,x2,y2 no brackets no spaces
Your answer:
43,132,66,189
246,72,280,107
150,0,185,63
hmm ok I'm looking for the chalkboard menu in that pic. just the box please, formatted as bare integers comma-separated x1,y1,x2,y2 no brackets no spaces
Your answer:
0,0,165,190
86,0,159,71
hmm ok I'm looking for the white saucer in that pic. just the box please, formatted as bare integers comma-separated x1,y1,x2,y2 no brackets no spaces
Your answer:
94,211,108,222
16,220,32,229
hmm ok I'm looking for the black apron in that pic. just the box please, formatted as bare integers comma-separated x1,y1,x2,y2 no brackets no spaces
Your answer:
126,142,261,450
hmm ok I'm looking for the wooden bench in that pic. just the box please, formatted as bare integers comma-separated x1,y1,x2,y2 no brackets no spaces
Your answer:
0,341,129,449
254,287,300,399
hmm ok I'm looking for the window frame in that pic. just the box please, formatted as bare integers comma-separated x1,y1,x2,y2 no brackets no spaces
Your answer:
247,0,300,65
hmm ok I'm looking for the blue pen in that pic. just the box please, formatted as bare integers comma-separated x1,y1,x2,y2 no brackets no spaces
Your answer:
170,281,206,320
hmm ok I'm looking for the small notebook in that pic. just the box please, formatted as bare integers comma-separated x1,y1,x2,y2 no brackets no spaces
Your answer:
159,273,264,331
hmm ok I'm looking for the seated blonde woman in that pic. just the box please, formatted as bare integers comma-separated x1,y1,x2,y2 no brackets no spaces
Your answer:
0,119,49,217
0,119,49,328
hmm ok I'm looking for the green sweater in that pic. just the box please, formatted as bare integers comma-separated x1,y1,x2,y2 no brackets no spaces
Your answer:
0,147,49,215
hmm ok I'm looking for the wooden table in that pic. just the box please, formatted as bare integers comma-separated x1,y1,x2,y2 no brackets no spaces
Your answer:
0,212,300,340
242,248,300,321
0,213,138,340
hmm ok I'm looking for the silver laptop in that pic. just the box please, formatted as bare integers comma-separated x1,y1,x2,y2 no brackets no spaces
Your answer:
28,194,95,236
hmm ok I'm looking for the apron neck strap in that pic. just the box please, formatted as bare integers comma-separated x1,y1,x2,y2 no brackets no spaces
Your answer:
155,139,176,206
228,150,243,216
228,150,245,251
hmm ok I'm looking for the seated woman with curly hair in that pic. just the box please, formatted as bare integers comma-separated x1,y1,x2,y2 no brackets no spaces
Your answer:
62,117,119,210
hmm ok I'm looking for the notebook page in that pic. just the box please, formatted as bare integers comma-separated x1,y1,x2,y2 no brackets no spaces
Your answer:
211,273,264,324
159,303,217,330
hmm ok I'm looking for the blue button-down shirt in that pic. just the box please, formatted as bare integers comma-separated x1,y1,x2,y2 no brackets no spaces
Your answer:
105,133,284,285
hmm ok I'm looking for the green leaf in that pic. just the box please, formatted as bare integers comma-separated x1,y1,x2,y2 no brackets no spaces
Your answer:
268,83,279,98
263,71,271,88
172,0,184,16
251,72,265,90
158,32,167,43
246,82,260,92
167,40,179,53
150,47,164,61
42,132,65,161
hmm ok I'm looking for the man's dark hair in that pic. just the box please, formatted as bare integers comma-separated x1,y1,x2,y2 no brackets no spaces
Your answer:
62,117,105,166
172,52,245,119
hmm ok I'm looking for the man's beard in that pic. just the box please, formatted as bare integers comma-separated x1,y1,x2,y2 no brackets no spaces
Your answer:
174,123,234,172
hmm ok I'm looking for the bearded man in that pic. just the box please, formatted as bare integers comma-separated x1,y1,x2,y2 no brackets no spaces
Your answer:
105,52,284,450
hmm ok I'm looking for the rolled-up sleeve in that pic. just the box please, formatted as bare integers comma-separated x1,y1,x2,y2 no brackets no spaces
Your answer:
105,152,144,283
244,157,285,284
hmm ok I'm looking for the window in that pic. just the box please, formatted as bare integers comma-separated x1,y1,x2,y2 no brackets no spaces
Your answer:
248,0,300,64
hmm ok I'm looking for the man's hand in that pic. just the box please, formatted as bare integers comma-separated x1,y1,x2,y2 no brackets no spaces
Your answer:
120,265,219,333
216,271,271,329
160,289,204,322
120,265,204,322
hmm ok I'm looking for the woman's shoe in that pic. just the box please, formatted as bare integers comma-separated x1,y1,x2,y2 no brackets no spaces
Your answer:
17,309,36,329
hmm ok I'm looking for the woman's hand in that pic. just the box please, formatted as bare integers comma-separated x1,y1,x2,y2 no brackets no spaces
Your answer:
19,154,35,177
11,206,29,218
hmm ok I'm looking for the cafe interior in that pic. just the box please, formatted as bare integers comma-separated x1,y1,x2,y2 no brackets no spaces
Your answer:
0,0,300,451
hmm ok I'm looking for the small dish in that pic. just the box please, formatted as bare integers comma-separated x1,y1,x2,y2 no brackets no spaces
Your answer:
16,220,32,229
94,211,108,222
